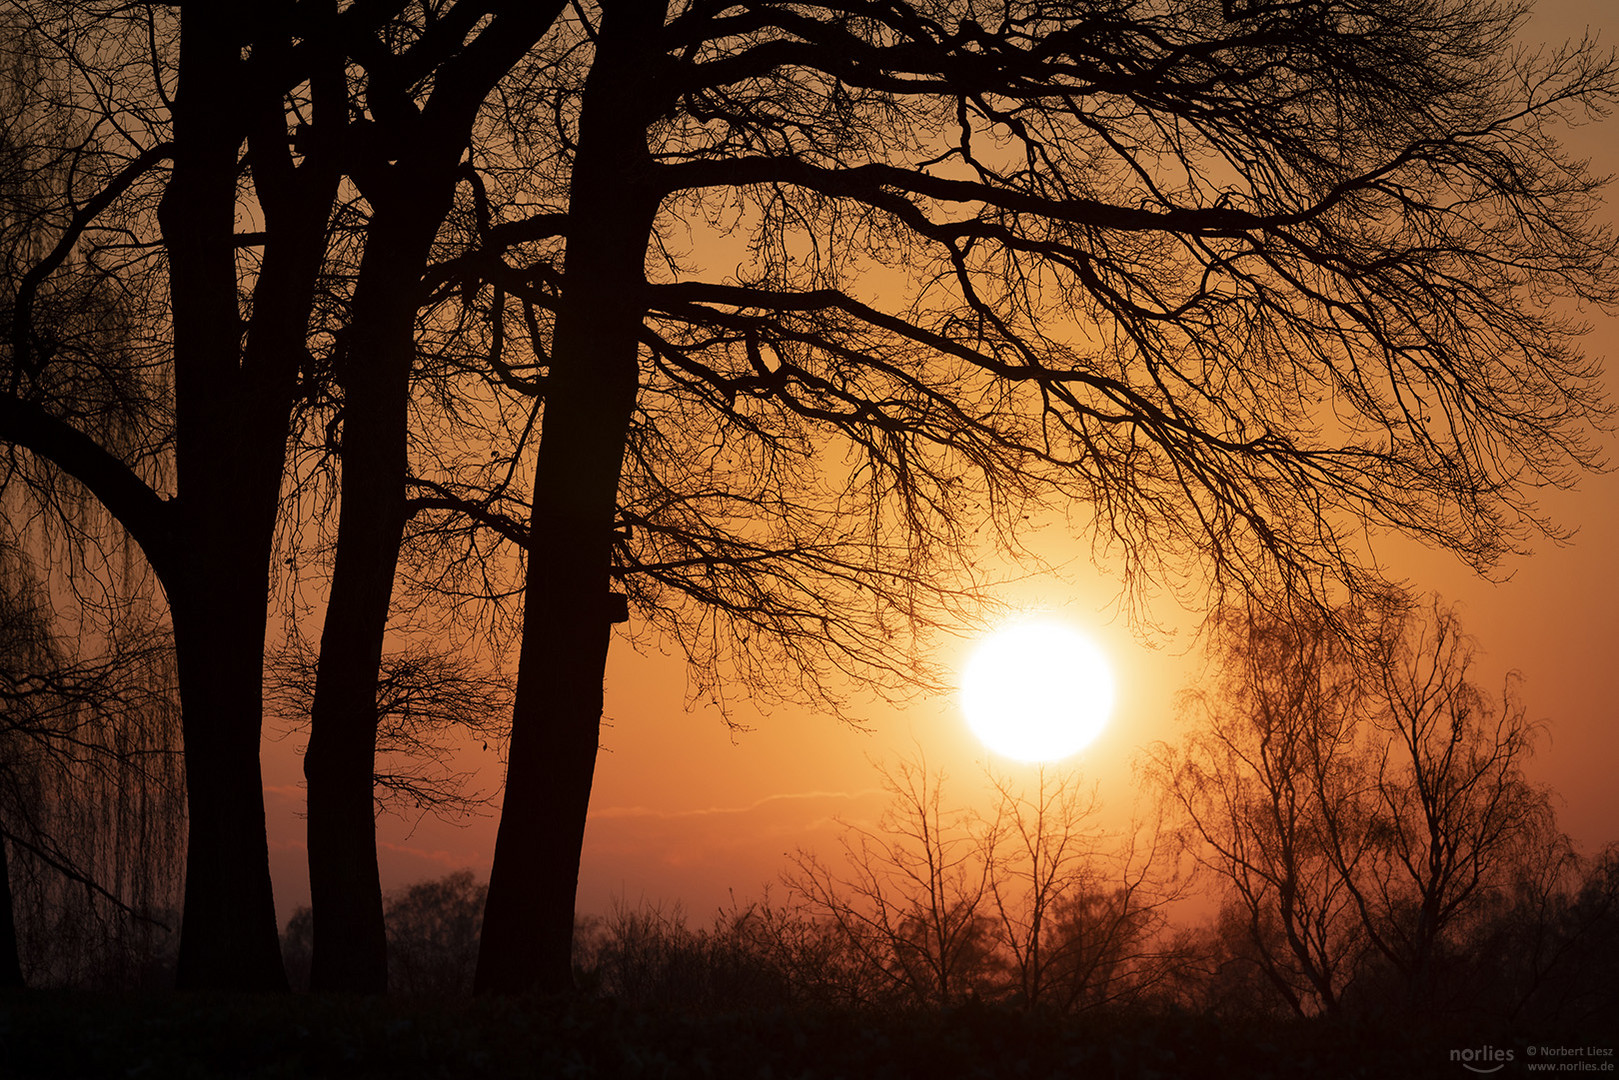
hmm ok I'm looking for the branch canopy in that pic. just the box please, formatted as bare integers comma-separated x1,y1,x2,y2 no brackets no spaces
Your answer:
391,0,1619,722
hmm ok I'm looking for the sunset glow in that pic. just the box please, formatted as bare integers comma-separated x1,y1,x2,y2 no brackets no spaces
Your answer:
5,0,1618,1055
960,620,1116,762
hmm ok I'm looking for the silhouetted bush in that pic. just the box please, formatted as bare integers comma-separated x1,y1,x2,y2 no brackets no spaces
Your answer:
385,870,487,996
270,819,1617,1035
576,895,810,1012
283,870,488,995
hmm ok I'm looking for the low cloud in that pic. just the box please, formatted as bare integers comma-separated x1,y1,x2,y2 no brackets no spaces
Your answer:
591,788,884,821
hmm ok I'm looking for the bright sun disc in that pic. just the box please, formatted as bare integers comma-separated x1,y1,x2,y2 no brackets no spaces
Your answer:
961,620,1115,762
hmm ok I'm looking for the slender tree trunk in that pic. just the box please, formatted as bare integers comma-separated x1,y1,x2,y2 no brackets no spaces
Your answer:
475,0,664,996
299,1,566,993
0,827,22,988
304,204,441,994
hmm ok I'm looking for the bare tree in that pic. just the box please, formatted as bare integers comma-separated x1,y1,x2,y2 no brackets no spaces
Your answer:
0,20,187,988
0,537,184,989
267,639,509,825
1151,603,1374,1015
785,755,997,1008
1500,844,1619,1027
0,1,340,988
294,0,569,993
4,0,1614,1000
980,768,1101,1010
0,0,561,991
383,869,489,997
284,869,491,996
1155,597,1571,1017
466,0,1619,994
1336,599,1561,1006
980,767,1183,1013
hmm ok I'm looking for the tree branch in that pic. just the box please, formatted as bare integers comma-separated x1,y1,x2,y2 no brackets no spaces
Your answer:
0,396,177,580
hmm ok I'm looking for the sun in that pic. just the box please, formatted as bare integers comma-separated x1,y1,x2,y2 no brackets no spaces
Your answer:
960,619,1116,762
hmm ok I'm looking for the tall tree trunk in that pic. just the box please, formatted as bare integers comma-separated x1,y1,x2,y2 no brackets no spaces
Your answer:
304,205,440,994
168,589,287,991
159,6,286,992
169,367,310,994
160,2,336,991
475,0,664,997
299,0,567,994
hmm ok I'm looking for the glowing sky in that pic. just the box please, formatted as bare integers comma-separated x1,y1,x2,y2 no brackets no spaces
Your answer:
260,0,1619,926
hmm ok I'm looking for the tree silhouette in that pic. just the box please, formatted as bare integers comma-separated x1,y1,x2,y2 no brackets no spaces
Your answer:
383,869,490,996
1340,599,1561,1007
467,0,1617,993
1152,603,1373,1015
0,2,563,990
0,2,341,988
282,869,490,995
268,640,509,824
2,0,1615,998
784,755,1180,1012
1153,596,1568,1017
295,0,567,992
981,769,1181,1013
786,756,997,1008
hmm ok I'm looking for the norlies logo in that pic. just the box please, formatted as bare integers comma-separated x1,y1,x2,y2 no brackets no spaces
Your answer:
1452,1046,1516,1074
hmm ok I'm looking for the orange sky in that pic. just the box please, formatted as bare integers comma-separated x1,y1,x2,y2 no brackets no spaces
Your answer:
261,0,1619,928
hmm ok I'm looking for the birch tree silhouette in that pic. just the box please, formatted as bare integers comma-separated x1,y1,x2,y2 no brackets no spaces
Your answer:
1153,598,1566,1016
1152,603,1373,1015
1342,600,1560,1007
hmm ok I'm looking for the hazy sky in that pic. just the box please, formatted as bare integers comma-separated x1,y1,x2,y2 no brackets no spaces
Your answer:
261,0,1619,926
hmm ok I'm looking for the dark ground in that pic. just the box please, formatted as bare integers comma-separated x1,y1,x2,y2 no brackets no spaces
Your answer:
5,990,1600,1079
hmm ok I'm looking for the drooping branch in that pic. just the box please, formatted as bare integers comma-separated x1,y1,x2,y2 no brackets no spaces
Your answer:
0,396,176,580
8,141,174,383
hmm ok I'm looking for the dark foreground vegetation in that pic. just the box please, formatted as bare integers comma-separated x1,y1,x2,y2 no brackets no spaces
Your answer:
5,602,1617,1075
7,845,1612,1078
1,989,1600,1080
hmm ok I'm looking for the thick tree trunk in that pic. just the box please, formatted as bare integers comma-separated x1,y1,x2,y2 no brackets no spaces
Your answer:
169,325,309,994
160,4,335,992
475,0,665,996
160,7,287,992
169,582,287,991
304,205,441,994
